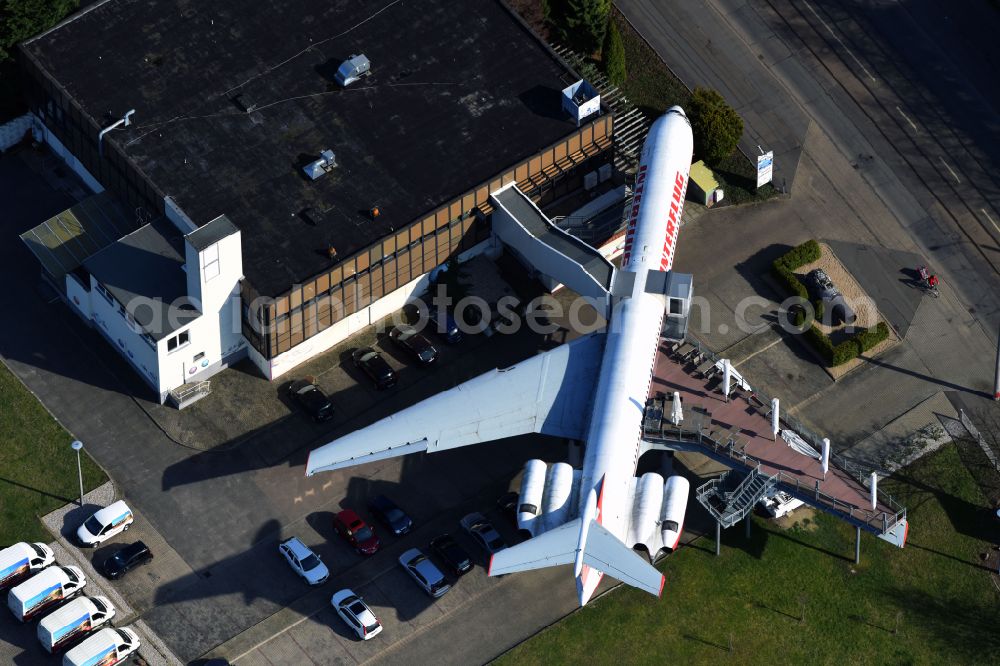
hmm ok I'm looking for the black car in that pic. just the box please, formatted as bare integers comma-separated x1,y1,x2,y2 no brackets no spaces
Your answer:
429,533,473,577
352,348,397,389
102,541,153,580
388,325,438,365
803,269,856,325
496,491,519,527
368,495,413,536
427,310,462,344
288,379,334,422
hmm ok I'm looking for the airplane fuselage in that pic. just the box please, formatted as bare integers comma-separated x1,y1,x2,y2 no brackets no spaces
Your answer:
576,108,693,602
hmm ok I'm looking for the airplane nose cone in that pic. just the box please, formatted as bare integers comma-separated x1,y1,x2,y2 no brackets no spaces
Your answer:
667,105,687,117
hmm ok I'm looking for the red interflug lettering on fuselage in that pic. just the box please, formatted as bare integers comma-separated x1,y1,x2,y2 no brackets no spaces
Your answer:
660,172,687,270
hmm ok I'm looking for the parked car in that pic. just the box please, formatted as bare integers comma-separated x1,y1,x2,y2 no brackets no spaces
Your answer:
398,548,451,598
428,309,462,344
76,500,133,547
803,269,856,325
388,325,438,365
496,491,519,527
279,537,329,585
333,510,381,555
331,588,383,640
352,347,397,389
288,378,334,422
429,534,473,577
101,541,152,580
460,512,507,556
367,495,413,536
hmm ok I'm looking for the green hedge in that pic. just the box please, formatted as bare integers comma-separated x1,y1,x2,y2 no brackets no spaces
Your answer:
773,239,821,272
805,322,890,367
772,240,823,326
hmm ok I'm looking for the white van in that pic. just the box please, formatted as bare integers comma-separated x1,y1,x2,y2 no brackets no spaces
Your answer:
0,542,55,590
63,627,140,666
38,595,116,653
76,500,134,547
7,565,86,621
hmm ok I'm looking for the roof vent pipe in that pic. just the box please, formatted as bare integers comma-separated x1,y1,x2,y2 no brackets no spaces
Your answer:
98,109,135,157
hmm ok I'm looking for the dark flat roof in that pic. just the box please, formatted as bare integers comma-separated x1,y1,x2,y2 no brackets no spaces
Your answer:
186,215,238,252
84,218,200,339
25,0,580,296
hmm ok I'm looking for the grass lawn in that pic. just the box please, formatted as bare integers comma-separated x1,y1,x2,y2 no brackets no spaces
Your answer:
500,444,1000,664
0,360,106,544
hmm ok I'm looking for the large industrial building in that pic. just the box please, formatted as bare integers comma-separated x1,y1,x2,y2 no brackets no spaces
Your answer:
18,0,615,404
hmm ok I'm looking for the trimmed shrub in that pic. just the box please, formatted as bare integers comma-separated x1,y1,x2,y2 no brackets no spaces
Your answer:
831,340,858,366
601,18,626,85
854,322,890,353
805,325,833,365
774,240,821,272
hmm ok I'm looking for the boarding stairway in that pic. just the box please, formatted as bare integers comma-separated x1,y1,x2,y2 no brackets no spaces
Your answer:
696,465,778,529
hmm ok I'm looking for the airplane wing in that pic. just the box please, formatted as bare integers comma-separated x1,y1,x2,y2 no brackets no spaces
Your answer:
306,332,606,475
488,519,581,576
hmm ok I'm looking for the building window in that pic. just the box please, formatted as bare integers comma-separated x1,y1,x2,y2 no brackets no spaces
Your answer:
203,243,220,281
193,352,205,362
167,330,190,352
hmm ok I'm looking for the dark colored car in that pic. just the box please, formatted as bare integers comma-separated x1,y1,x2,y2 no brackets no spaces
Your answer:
429,533,473,577
428,310,462,344
803,269,856,325
496,491,519,527
334,509,381,556
288,378,334,422
367,495,413,536
352,348,397,389
388,325,438,365
102,541,153,580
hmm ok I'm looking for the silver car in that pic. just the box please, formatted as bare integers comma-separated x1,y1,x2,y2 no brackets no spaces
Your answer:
398,548,451,598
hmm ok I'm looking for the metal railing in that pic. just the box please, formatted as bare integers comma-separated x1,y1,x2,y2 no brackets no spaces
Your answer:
644,396,904,534
666,337,907,529
170,379,211,407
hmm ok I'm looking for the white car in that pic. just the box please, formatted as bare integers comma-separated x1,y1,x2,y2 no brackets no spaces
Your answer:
279,537,329,585
76,501,133,547
331,588,383,640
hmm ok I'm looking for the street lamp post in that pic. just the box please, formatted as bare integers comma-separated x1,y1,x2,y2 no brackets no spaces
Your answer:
70,440,84,507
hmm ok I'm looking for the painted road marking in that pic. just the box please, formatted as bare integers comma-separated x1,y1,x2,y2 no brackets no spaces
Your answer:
804,0,877,83
896,106,917,132
939,157,961,185
982,208,1000,236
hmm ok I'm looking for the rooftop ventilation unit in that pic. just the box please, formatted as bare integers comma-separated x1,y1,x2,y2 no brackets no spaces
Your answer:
561,80,601,128
335,54,371,87
303,150,337,180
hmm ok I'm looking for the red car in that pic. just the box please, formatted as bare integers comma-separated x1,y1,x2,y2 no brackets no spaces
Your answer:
333,510,381,556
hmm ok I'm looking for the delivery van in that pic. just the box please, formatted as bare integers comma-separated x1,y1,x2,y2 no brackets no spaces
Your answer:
76,500,134,547
0,542,54,590
7,565,86,622
37,595,116,653
63,627,140,666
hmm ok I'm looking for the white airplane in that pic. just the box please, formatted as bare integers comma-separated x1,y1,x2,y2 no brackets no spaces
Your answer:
307,107,695,606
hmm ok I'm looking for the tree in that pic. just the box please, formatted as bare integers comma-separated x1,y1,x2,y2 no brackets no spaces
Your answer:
688,87,744,165
550,0,610,55
601,18,626,86
431,257,472,304
0,0,79,64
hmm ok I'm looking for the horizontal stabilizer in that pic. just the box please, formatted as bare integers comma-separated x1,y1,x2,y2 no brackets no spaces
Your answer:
488,519,580,576
488,518,664,601
583,521,664,597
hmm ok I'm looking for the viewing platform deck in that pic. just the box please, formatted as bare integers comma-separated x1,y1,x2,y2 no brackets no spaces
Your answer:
643,338,907,542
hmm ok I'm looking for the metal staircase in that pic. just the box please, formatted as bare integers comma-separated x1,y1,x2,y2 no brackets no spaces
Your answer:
696,465,778,528
551,45,650,173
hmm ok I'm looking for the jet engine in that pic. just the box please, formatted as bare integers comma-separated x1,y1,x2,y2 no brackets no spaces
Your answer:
518,459,580,537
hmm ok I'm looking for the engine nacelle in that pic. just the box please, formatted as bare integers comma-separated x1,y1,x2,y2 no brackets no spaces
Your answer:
628,472,664,549
542,462,577,533
518,459,547,535
661,475,690,551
